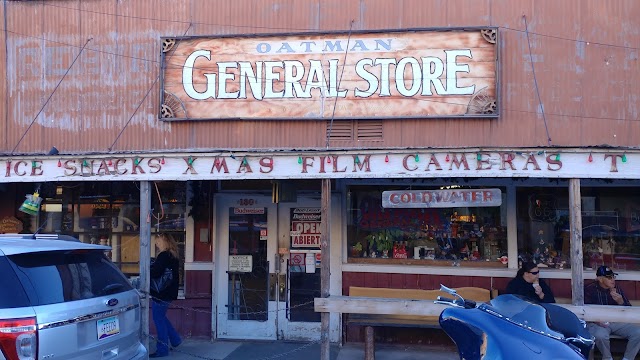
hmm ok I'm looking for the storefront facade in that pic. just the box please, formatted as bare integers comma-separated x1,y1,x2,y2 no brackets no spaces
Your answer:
1,0,639,345
2,150,640,343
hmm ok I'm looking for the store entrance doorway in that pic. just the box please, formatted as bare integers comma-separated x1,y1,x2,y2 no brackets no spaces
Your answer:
215,194,328,340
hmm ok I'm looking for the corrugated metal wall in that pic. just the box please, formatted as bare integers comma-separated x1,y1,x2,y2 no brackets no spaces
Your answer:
1,0,638,154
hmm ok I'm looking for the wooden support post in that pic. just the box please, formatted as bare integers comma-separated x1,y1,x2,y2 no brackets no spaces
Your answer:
569,179,584,306
506,185,518,269
139,181,152,352
364,326,375,360
320,179,331,360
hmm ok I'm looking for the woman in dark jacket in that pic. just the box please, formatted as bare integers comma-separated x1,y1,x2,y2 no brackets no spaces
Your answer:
505,261,555,303
149,233,182,358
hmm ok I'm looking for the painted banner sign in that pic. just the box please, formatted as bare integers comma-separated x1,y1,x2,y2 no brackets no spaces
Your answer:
381,188,502,208
160,28,498,120
290,208,321,248
1,151,638,182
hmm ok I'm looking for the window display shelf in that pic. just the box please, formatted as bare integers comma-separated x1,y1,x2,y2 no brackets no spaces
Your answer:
347,257,507,268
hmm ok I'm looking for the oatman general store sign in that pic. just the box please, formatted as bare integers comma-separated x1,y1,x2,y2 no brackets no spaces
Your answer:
159,28,499,120
1,151,639,182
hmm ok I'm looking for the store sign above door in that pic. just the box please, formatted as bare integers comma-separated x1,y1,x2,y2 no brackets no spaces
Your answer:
381,189,502,208
159,28,499,120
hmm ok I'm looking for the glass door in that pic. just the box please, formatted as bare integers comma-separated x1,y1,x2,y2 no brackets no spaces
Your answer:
215,195,278,340
278,198,322,341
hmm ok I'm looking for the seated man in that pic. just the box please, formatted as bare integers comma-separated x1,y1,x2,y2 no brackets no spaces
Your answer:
584,266,640,360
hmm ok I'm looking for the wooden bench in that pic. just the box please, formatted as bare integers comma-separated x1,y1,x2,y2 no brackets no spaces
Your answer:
346,286,494,360
316,294,640,360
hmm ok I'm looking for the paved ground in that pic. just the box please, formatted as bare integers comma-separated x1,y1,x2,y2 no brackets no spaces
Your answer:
152,338,640,360
151,339,459,360
150,339,640,360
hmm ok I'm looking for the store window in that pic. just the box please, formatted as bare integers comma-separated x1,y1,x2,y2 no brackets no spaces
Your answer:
347,185,508,267
516,187,640,272
516,187,569,269
24,182,187,287
151,183,186,287
581,187,640,272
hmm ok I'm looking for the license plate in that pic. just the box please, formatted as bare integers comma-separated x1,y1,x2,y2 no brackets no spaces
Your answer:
97,316,120,340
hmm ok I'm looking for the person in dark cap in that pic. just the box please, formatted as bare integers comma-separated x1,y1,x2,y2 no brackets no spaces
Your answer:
505,261,555,303
584,265,640,360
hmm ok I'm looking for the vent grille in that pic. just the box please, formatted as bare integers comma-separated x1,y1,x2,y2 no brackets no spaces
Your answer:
357,119,383,140
326,120,354,140
326,120,383,141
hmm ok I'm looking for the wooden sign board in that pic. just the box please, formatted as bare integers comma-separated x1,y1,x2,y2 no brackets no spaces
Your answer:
0,216,23,233
160,28,498,120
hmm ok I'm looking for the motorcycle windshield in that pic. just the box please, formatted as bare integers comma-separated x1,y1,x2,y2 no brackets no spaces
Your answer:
484,294,562,338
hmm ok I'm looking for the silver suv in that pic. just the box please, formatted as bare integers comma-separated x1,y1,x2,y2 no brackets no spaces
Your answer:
0,234,147,360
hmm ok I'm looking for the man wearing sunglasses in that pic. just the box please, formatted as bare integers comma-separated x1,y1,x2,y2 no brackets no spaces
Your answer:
584,266,640,360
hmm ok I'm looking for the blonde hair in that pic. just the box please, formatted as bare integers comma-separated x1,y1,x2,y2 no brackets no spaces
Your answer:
155,233,179,259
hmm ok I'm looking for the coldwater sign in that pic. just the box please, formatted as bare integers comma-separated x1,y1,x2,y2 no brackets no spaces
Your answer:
382,189,502,208
160,28,498,120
